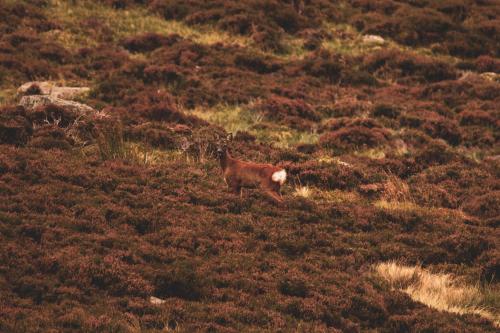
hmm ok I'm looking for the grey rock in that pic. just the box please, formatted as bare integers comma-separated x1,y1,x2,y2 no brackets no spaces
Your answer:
18,81,90,100
19,95,96,115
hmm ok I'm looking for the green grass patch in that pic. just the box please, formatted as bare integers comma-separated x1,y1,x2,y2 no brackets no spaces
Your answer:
45,0,252,49
190,104,319,148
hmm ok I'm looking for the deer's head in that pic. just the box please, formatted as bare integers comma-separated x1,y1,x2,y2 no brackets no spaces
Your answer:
215,133,233,159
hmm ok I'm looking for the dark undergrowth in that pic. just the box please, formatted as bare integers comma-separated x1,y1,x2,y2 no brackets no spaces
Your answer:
0,0,499,332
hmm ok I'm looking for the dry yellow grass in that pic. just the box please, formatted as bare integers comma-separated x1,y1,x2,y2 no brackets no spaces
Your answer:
375,262,499,327
293,186,313,198
292,185,360,204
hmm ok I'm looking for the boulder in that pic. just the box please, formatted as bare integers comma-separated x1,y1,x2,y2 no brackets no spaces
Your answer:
362,35,385,45
19,95,96,116
18,81,54,95
149,296,166,305
17,81,90,100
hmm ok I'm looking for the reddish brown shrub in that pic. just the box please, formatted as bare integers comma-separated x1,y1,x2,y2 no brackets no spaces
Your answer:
479,250,499,282
251,25,285,53
217,13,252,34
400,110,461,145
414,139,456,167
28,125,73,150
0,106,33,145
301,50,343,83
278,278,309,298
320,126,391,151
459,110,496,127
364,49,458,83
475,55,500,73
460,127,495,147
127,122,179,149
258,95,320,128
321,117,384,132
143,64,184,85
372,103,401,119
154,260,208,300
439,232,492,264
383,7,454,45
287,160,367,190
128,91,206,126
410,183,458,208
122,33,181,53
234,52,282,74
462,191,500,219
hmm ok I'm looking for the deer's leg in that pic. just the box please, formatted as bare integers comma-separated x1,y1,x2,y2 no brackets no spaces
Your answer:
270,182,283,198
264,188,284,204
227,179,242,196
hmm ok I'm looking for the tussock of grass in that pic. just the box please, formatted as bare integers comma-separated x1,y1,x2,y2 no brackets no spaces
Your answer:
375,262,499,326
374,200,469,221
94,122,174,165
0,86,17,106
354,147,386,159
293,185,360,204
293,185,313,198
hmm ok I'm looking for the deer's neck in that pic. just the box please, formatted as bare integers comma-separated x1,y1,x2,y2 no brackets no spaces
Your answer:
219,150,232,171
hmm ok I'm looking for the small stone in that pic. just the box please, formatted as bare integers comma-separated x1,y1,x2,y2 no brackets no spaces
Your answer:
362,35,385,45
149,296,166,305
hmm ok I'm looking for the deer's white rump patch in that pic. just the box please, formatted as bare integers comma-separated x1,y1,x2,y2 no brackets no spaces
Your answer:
272,169,287,185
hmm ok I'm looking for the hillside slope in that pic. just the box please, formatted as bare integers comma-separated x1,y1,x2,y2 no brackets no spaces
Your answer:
0,1,499,332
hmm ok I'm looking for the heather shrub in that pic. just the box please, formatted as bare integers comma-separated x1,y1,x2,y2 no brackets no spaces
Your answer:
320,126,391,152
234,52,282,74
154,260,208,300
29,104,79,128
28,125,73,150
122,33,181,53
459,110,496,127
400,110,461,145
414,139,455,167
410,183,458,208
127,122,180,149
475,55,500,73
439,232,491,264
278,278,309,298
462,192,500,219
257,95,320,129
388,7,454,45
251,25,285,53
373,103,401,119
287,160,366,190
143,64,185,86
301,50,343,83
460,126,495,147
0,106,33,146
364,49,458,83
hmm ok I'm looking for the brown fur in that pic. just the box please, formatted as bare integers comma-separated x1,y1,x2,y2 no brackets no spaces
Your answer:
218,148,284,203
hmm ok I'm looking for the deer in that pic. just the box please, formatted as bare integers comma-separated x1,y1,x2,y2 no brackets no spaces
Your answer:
216,135,287,204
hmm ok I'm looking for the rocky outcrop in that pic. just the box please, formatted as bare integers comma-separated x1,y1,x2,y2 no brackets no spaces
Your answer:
362,35,385,45
19,95,96,116
17,81,90,100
